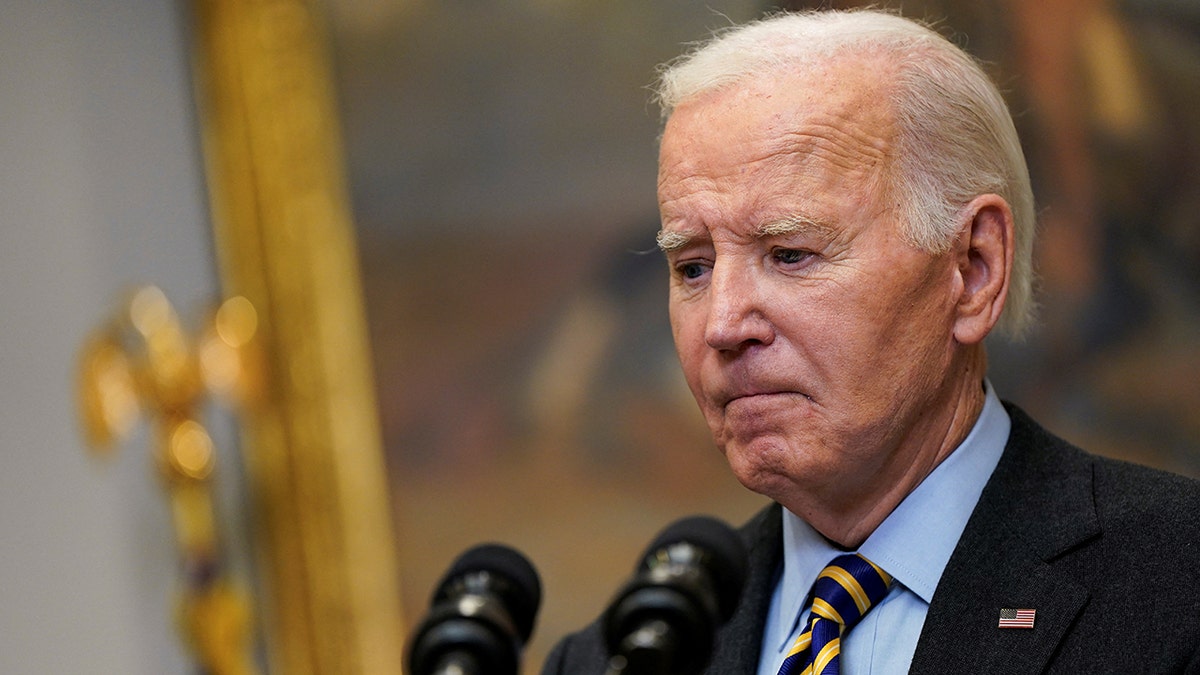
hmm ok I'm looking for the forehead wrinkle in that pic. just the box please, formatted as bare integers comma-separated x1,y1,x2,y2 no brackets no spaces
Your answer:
775,116,891,176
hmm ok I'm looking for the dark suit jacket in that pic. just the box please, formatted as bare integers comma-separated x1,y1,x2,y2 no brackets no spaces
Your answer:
543,404,1200,673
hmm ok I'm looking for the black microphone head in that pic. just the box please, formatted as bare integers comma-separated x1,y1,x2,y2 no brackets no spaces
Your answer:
603,515,749,675
408,543,542,675
432,543,543,644
638,515,748,621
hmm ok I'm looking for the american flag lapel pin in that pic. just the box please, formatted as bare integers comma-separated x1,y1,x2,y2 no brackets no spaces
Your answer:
998,608,1036,629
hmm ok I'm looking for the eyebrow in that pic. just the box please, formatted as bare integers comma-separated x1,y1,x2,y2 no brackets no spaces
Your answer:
656,215,835,253
756,215,837,240
655,228,693,252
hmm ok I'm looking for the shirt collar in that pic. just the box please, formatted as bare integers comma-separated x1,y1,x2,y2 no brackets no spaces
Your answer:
770,380,1011,650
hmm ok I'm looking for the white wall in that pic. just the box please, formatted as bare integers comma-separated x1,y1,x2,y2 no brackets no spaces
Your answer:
0,2,227,672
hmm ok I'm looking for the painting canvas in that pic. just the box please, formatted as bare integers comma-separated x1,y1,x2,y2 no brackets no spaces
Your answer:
324,0,1200,667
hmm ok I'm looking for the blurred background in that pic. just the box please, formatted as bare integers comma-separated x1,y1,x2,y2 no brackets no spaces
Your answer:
2,0,1197,673
0,2,226,673
325,0,1200,669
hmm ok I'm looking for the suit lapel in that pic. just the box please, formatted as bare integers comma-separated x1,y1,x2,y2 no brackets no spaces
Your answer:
910,405,1099,674
707,503,781,673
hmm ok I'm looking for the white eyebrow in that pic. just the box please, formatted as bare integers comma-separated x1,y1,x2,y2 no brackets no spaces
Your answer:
656,216,835,253
755,215,835,239
655,229,693,253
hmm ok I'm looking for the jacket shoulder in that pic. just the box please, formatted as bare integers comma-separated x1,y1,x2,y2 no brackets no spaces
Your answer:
1006,401,1200,547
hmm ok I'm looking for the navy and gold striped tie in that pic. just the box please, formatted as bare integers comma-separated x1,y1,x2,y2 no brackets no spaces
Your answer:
776,554,893,675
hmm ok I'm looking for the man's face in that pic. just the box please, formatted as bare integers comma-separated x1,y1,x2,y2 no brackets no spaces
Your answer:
658,65,964,514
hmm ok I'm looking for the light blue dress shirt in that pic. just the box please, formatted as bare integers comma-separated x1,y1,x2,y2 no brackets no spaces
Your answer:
755,382,1011,675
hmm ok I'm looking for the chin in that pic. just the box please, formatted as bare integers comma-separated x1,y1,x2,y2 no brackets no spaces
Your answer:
720,436,804,500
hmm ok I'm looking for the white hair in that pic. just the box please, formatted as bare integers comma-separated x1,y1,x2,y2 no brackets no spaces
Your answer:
654,9,1036,337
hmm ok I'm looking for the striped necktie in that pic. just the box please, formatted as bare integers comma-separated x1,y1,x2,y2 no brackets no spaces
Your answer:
776,553,893,675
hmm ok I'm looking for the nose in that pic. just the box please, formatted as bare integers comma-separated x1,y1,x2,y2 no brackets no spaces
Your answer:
704,261,774,352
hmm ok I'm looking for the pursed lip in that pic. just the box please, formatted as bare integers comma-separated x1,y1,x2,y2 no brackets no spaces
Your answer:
718,388,808,409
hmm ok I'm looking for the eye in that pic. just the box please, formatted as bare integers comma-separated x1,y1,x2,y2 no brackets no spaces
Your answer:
772,248,813,266
678,261,708,280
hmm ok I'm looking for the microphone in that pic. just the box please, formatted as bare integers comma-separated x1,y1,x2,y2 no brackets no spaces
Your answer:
406,543,542,675
602,516,748,675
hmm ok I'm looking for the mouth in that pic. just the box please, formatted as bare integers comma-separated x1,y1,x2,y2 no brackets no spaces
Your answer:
722,390,811,409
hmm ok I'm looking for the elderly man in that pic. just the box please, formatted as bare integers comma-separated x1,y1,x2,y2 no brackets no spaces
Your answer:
544,9,1200,674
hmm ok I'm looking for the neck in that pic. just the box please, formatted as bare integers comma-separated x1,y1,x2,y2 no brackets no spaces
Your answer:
792,348,989,548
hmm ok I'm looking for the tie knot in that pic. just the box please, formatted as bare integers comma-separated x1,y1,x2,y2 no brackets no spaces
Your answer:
809,553,892,631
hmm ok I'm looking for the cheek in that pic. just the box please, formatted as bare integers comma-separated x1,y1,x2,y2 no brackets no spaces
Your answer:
669,303,706,382
842,273,957,395
786,277,939,401
772,288,857,370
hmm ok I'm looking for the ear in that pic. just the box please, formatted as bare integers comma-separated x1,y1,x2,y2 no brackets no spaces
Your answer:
952,194,1014,345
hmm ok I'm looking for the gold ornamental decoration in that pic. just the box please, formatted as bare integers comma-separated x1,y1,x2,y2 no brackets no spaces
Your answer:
78,286,262,675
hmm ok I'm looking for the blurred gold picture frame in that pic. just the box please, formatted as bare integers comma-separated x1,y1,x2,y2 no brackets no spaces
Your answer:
189,0,405,672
